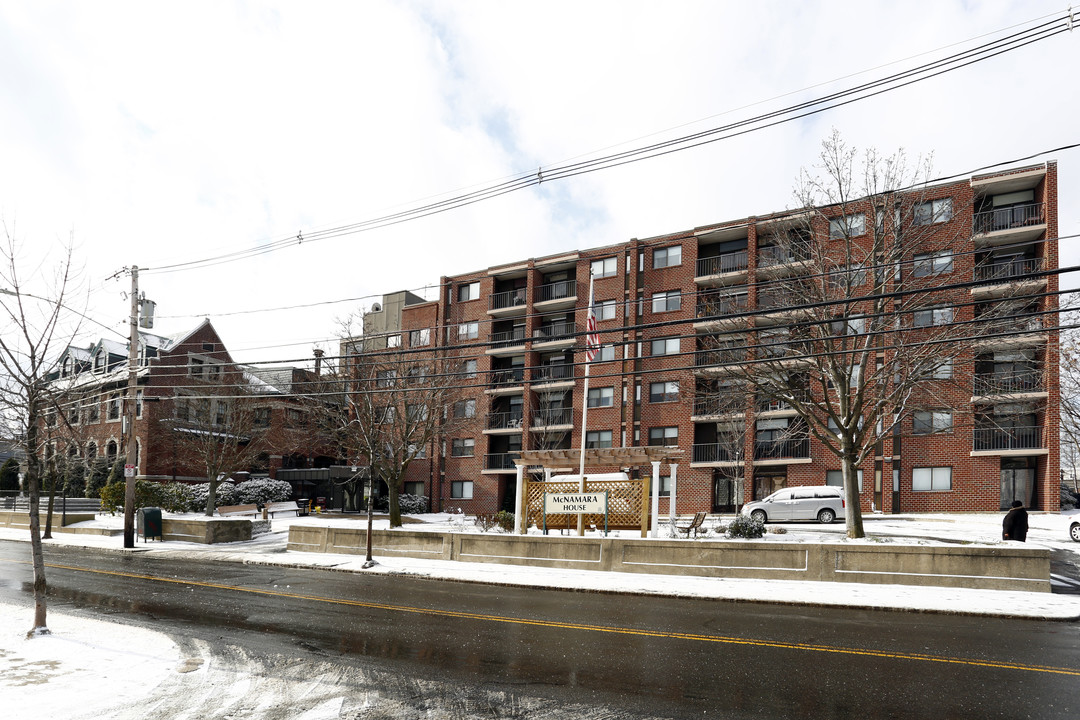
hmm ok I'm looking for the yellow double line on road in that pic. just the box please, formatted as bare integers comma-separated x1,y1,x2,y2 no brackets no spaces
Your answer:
12,558,1080,678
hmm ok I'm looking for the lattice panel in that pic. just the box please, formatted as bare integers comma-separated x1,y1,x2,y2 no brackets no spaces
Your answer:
522,478,649,532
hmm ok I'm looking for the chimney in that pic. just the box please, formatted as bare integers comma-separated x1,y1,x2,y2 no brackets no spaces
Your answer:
313,348,325,376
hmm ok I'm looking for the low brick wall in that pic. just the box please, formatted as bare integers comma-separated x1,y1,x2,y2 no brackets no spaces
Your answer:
287,525,1051,592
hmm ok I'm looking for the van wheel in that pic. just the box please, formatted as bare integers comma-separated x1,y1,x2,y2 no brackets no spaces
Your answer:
1071,523,1080,543
817,509,836,524
750,510,767,524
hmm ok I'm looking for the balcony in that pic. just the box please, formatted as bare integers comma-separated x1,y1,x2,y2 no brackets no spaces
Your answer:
972,426,1045,455
533,321,576,349
754,437,811,463
692,396,744,419
691,443,745,465
972,257,1046,299
695,250,749,286
973,372,1045,400
488,288,528,316
484,452,521,472
532,363,575,387
534,280,577,309
694,292,749,331
530,406,573,430
693,348,746,376
486,367,524,395
487,327,527,356
757,245,812,279
972,314,1046,350
973,202,1045,247
485,411,524,433
757,398,799,416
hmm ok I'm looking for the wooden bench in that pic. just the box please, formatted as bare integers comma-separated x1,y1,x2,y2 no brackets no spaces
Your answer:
264,501,301,518
675,512,707,539
216,504,259,517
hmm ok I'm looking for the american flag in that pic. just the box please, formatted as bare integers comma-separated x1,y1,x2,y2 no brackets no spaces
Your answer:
584,305,600,362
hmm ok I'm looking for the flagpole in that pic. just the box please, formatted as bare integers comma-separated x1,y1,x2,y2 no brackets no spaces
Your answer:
577,270,596,536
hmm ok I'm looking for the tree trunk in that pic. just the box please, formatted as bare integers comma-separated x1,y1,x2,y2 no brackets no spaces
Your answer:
43,464,57,540
842,448,865,539
204,477,219,516
388,479,402,528
25,423,49,637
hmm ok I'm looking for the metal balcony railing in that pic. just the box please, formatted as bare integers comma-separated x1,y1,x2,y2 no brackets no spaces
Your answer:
758,244,811,268
973,426,1043,451
974,372,1043,395
692,397,743,416
487,411,524,430
533,363,574,383
485,452,521,470
490,327,527,349
974,257,1044,283
534,322,575,342
532,407,573,427
974,202,1045,234
754,437,811,460
692,443,744,463
696,250,748,277
488,368,524,387
694,347,747,368
976,314,1044,337
490,288,527,311
757,398,795,413
535,280,576,304
696,293,749,318
757,289,791,311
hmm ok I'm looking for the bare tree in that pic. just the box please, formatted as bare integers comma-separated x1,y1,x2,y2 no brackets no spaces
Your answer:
701,132,1039,538
0,225,83,636
1059,303,1080,495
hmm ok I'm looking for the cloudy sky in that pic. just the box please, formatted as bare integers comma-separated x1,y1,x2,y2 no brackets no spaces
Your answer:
1,0,1077,371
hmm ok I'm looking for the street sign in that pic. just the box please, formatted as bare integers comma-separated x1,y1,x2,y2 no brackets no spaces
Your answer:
124,464,135,478
544,491,607,514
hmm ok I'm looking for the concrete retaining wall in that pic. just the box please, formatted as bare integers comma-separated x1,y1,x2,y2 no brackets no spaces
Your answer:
287,525,1051,592
160,517,252,544
0,510,97,529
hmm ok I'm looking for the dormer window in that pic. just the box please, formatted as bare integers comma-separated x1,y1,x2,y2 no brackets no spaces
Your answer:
93,352,104,373
62,356,73,377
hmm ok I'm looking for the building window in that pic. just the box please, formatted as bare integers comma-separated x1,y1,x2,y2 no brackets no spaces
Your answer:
596,345,616,363
912,466,952,491
913,198,953,226
86,395,100,423
215,401,228,426
86,441,97,460
136,390,143,419
653,245,682,269
376,406,396,423
651,337,680,356
920,359,953,380
912,251,953,277
174,396,189,422
587,387,613,408
462,359,477,378
66,400,80,425
453,399,476,418
913,410,952,435
458,322,479,340
451,438,474,457
829,213,866,239
410,328,430,347
107,393,121,421
376,369,396,387
649,381,679,403
652,290,682,313
913,306,954,327
451,480,474,499
585,430,613,448
254,407,271,428
591,257,617,278
458,282,481,302
386,334,402,349
593,299,616,321
657,475,671,497
188,357,205,378
404,481,425,496
106,440,118,461
826,469,863,491
649,426,678,446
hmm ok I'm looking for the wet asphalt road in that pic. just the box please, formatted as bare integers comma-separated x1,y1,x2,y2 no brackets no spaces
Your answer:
1,540,1079,719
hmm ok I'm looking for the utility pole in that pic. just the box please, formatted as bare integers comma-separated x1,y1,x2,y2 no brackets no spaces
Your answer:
122,266,140,548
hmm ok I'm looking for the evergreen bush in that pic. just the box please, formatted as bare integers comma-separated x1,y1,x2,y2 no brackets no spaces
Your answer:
725,514,766,539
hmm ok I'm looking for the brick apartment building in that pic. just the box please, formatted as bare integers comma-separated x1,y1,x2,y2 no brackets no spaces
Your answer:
358,162,1060,515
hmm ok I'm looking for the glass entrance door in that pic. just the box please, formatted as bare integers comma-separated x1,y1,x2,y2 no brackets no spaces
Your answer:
1000,459,1035,509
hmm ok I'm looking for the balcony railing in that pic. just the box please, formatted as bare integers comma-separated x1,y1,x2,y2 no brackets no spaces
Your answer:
696,293,749,318
692,443,744,463
757,398,796,413
758,244,811,268
974,257,1044,283
535,280,576,304
490,327,527,349
692,397,744,416
488,368,524,387
534,322,575,342
490,288,527,311
485,452,521,470
976,314,1044,337
533,363,574,383
532,407,573,427
974,371,1043,396
974,202,1044,234
973,426,1043,452
757,289,791,311
754,437,811,460
487,411,524,430
695,347,747,368
696,251,748,277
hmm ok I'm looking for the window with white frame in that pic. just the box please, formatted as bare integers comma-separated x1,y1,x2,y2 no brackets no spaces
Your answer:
453,399,476,418
585,430,613,448
451,438,474,457
648,426,678,446
457,322,479,340
215,401,227,426
462,359,477,378
587,386,614,408
649,381,679,403
376,369,396,387
657,475,672,497
913,306,954,327
451,480,474,498
86,395,100,423
107,393,121,421
912,466,952,491
651,337,680,356
386,334,402,349
409,328,430,347
912,251,953,277
653,245,682,268
136,390,143,419
829,213,866,239
596,345,616,363
913,410,952,435
188,357,205,378
458,282,481,302
593,299,616,321
920,358,953,379
826,469,863,491
913,198,953,226
651,290,682,313
591,257,617,278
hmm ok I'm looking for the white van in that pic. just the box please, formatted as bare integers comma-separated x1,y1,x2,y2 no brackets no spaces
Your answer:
741,485,845,524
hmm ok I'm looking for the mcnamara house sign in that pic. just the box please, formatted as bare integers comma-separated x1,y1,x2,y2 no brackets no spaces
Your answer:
544,492,608,515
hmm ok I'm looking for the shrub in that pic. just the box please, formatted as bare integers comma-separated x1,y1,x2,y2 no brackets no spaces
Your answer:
188,481,239,513
84,458,112,499
725,514,765,539
158,483,195,513
376,493,429,514
0,457,20,494
99,479,168,514
236,478,292,506
494,510,515,532
474,514,497,532
768,526,787,535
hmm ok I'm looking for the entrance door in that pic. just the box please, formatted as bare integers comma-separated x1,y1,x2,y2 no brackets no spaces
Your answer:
1000,459,1035,509
712,471,738,513
501,476,517,513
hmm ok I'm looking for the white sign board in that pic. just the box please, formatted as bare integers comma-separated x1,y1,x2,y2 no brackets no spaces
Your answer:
544,492,607,515
124,464,135,478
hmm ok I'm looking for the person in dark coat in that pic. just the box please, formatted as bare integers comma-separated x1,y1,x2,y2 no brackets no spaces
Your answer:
1002,500,1029,541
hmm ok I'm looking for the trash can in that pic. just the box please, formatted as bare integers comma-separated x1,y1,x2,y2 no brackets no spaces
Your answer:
137,507,163,542
296,499,310,517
